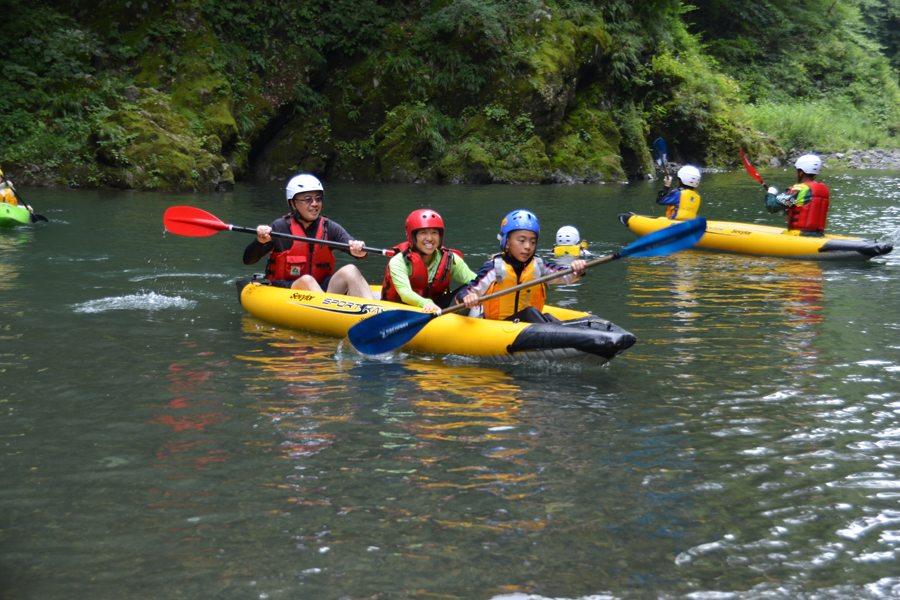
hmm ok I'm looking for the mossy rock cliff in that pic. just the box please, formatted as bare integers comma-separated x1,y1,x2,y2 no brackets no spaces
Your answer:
95,90,234,191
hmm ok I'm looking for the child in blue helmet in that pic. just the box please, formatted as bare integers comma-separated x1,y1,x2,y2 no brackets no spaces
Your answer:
460,210,586,323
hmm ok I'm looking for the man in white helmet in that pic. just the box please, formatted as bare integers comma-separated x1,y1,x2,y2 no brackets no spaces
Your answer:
765,154,830,237
656,165,702,220
243,173,374,299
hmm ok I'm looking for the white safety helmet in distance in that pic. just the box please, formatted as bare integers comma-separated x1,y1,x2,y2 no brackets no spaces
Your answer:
285,173,324,203
794,154,822,175
556,226,580,246
677,165,702,188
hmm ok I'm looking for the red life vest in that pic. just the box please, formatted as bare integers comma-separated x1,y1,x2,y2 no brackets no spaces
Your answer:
786,181,829,234
381,242,462,303
266,216,335,283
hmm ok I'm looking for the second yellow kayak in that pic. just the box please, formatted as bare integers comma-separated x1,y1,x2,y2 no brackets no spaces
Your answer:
619,213,893,261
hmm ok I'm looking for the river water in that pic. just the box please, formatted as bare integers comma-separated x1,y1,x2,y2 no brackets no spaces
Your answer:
2,170,900,600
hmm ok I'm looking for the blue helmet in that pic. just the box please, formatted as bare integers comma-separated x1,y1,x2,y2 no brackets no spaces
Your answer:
499,210,540,250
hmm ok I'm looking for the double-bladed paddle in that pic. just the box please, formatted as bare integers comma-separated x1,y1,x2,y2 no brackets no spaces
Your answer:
348,217,707,355
163,206,396,256
740,148,766,188
653,138,669,177
0,172,49,223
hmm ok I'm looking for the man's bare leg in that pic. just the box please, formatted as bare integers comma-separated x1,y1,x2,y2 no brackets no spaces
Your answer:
290,275,325,292
325,265,374,300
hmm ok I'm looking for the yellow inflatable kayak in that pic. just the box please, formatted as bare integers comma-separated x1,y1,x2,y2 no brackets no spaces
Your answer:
236,280,636,364
619,213,893,261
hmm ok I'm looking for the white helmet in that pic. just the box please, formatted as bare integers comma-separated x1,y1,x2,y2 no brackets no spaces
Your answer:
677,165,701,188
556,226,580,246
795,154,822,175
285,174,324,202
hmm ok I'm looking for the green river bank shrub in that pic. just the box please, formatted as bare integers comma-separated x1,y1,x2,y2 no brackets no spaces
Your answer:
5,0,900,189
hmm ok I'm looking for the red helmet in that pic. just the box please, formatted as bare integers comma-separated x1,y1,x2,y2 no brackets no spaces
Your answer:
405,209,444,246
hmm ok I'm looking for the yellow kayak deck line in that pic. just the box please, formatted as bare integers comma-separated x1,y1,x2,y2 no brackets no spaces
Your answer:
619,213,893,261
236,280,636,364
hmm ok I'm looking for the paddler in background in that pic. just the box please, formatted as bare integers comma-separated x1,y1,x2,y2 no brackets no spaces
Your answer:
764,154,829,237
381,209,478,312
0,169,24,209
460,210,586,324
243,173,374,299
553,225,592,258
656,165,702,220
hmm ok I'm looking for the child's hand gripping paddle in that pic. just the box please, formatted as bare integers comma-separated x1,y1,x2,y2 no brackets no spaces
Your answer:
348,217,708,355
163,206,396,256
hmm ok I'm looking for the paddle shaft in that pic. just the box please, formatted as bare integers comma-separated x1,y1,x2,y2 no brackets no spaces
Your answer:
234,224,394,256
437,254,615,316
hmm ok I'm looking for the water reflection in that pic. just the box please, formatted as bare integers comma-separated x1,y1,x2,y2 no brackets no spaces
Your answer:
624,252,825,377
232,324,600,593
0,229,30,296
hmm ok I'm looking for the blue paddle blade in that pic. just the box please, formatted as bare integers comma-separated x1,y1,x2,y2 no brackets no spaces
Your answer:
620,217,706,258
653,137,667,166
348,308,435,355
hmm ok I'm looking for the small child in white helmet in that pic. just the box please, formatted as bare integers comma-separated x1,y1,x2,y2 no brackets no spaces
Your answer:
553,225,592,258
656,165,702,220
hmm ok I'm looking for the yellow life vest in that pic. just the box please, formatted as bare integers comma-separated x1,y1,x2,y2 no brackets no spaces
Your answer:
553,242,587,256
666,189,701,220
0,187,17,206
483,256,547,320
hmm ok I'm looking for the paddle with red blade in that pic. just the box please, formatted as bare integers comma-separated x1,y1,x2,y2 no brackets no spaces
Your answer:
740,148,766,188
348,217,707,355
163,206,396,256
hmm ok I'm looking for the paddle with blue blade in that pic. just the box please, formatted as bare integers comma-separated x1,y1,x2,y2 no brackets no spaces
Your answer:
348,217,707,355
653,137,669,177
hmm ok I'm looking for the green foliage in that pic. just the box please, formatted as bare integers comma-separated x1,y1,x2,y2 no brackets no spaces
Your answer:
746,98,900,151
7,0,900,187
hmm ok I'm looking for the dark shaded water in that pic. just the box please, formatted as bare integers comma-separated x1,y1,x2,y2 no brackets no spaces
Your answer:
2,170,900,599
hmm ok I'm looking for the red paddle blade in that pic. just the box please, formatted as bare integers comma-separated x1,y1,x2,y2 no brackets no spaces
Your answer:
739,148,765,185
164,206,230,237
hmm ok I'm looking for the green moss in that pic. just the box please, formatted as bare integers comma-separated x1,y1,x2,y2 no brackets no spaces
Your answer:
372,104,432,182
257,113,334,180
95,90,234,191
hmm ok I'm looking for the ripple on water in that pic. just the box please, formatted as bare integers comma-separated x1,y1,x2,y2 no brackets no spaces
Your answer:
127,272,229,282
71,292,197,313
835,509,900,541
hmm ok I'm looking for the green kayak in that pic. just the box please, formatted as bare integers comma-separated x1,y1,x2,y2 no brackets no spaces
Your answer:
0,202,32,228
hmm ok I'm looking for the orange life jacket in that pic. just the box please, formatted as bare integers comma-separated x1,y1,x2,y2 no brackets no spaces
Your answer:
266,216,335,283
482,255,547,320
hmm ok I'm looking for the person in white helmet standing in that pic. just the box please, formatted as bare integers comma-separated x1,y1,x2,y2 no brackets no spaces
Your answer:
765,154,830,237
656,165,702,220
243,173,375,299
